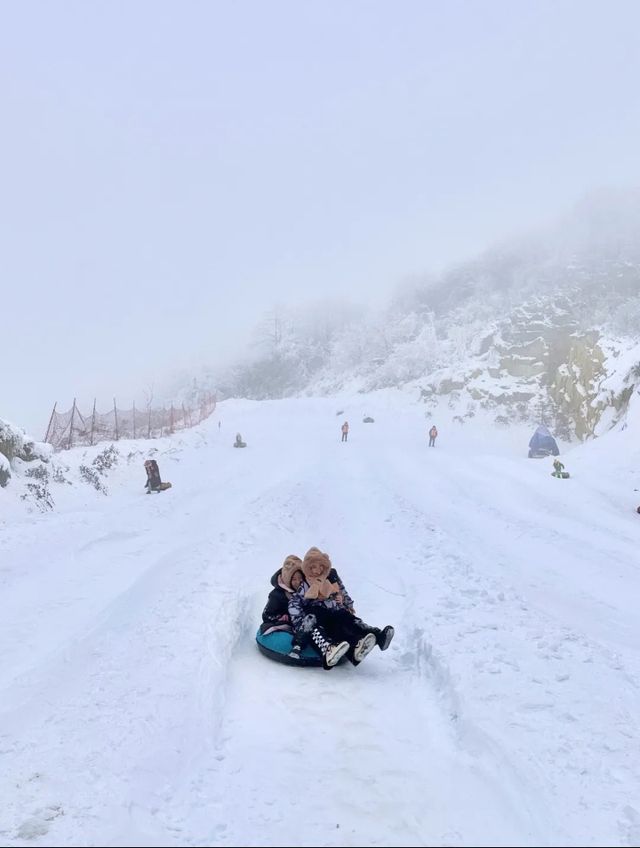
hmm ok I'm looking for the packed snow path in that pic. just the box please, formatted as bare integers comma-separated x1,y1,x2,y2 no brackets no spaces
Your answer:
1,396,639,847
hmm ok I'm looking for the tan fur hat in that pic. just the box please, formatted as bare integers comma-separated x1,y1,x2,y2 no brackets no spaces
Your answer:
280,554,303,590
302,547,340,600
301,547,330,579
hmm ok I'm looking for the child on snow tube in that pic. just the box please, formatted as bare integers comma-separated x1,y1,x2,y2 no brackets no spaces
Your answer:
551,459,570,478
260,555,304,637
258,554,339,666
287,547,394,670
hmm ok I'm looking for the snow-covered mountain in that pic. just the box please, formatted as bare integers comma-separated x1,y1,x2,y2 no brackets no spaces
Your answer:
3,189,640,843
215,190,640,442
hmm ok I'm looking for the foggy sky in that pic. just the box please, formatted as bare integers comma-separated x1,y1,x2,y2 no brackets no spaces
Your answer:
3,0,640,434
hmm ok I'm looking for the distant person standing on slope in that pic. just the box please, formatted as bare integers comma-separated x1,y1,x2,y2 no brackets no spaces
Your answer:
428,425,438,447
144,459,171,492
341,421,349,442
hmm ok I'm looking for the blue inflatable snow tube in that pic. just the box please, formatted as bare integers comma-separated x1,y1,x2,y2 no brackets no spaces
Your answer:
255,628,347,667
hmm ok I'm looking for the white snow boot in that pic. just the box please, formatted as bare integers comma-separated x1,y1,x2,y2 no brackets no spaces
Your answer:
324,640,350,669
353,632,377,662
311,627,349,669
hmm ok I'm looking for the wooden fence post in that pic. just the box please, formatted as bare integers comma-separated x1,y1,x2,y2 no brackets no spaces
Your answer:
44,402,57,444
90,399,97,446
68,398,77,450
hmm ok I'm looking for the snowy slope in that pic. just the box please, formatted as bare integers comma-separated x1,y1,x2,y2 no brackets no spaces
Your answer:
1,392,639,847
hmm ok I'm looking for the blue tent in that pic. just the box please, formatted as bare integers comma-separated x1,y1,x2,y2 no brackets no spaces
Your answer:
528,425,559,458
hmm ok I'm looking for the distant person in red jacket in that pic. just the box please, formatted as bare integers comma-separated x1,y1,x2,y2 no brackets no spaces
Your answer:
341,421,349,443
428,425,438,447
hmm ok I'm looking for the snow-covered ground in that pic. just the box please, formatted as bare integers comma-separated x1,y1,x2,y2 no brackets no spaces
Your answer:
1,390,639,847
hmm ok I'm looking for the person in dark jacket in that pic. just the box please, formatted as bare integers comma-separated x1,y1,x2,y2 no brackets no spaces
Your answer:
288,547,394,670
552,458,570,478
260,555,304,636
428,425,438,447
261,553,358,664
144,459,162,493
261,554,327,662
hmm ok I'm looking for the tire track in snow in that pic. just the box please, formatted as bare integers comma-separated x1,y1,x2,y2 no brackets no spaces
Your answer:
374,445,640,846
0,461,300,847
172,448,549,847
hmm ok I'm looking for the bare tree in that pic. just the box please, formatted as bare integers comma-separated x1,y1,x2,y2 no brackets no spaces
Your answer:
254,306,285,353
144,382,155,411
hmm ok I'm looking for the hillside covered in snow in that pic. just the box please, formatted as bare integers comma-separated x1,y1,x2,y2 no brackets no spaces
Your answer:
214,190,640,443
1,389,640,846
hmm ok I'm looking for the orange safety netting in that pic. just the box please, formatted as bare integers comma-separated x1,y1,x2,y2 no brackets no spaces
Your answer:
44,395,216,450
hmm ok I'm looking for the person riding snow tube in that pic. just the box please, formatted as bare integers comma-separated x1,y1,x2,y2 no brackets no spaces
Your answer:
257,554,350,668
551,459,570,479
144,459,172,493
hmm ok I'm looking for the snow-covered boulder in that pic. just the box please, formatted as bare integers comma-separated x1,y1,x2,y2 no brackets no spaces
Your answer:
0,451,10,487
0,417,51,478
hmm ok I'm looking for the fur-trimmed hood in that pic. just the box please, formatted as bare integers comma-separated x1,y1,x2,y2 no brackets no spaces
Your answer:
301,547,341,600
272,554,303,593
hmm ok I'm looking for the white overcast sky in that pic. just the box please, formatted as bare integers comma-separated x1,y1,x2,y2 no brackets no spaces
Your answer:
2,0,640,433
